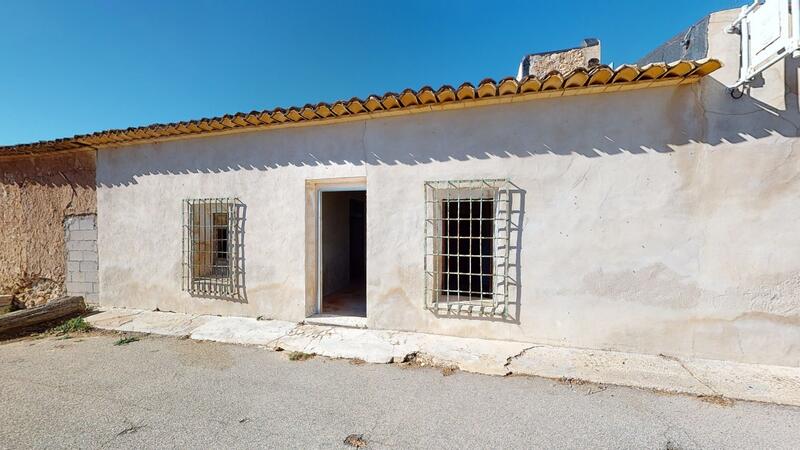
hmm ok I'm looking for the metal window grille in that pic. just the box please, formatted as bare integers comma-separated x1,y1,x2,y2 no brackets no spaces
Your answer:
424,179,512,317
182,198,243,299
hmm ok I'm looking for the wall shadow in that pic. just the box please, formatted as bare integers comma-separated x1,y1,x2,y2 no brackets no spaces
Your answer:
185,200,248,303
429,183,524,324
96,64,800,190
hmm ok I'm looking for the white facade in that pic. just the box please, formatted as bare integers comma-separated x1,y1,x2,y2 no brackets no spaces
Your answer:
97,10,800,367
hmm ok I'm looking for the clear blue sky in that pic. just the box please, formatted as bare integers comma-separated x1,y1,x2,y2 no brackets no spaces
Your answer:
0,0,740,146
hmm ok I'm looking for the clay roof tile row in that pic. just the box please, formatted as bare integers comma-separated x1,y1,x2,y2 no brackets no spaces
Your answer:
0,58,721,157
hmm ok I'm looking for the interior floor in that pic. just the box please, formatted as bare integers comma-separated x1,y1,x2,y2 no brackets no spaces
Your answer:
321,282,366,317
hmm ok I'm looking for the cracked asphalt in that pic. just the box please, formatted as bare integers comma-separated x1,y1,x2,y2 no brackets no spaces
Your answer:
1,332,799,449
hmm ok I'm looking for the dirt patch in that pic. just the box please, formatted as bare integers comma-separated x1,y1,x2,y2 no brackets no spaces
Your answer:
399,352,458,376
343,433,367,448
698,395,735,407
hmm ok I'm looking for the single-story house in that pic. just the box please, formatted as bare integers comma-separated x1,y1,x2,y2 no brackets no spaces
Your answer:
2,7,800,368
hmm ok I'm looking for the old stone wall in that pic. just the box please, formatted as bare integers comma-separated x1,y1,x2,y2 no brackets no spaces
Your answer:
517,40,601,79
0,150,96,308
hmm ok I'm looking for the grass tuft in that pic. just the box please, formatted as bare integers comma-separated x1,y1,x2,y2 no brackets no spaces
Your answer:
114,336,140,346
52,317,91,335
288,351,314,361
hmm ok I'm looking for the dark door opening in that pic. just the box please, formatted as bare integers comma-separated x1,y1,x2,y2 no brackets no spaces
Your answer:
320,190,366,317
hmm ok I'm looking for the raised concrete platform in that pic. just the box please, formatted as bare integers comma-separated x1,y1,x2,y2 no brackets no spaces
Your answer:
86,308,800,407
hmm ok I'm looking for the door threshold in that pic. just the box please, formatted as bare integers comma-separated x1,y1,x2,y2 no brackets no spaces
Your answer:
305,314,367,329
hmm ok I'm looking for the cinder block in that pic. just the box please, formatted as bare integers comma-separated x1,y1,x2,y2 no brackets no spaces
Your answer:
64,217,79,229
67,261,80,272
92,283,100,293
66,281,92,293
82,271,98,283
68,251,84,262
70,230,96,241
84,293,99,304
79,216,96,230
80,261,98,272
67,240,95,251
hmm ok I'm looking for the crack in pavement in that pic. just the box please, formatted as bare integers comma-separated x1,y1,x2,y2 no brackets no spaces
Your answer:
503,345,541,375
659,353,720,396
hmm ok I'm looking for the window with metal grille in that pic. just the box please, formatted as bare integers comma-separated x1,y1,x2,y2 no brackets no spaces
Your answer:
182,198,243,299
424,179,511,317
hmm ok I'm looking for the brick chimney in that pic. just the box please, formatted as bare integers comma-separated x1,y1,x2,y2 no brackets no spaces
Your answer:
516,38,601,80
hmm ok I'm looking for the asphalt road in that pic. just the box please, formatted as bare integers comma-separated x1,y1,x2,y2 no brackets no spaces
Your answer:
1,332,798,449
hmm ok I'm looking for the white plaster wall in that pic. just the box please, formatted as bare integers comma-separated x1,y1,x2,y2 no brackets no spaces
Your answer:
98,9,800,366
97,122,367,322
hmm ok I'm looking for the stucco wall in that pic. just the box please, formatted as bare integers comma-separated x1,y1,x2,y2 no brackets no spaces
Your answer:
0,150,96,307
96,10,800,367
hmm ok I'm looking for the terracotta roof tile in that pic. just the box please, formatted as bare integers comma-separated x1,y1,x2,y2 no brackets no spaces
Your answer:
0,59,721,156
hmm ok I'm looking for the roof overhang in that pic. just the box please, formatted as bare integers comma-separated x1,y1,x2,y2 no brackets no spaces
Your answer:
0,58,721,157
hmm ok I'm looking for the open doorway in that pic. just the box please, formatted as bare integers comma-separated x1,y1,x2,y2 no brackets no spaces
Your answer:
319,190,366,317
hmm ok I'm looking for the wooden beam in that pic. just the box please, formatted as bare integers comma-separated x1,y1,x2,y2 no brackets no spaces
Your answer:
0,296,85,334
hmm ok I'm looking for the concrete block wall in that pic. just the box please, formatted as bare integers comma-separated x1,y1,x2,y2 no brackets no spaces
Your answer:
64,214,98,304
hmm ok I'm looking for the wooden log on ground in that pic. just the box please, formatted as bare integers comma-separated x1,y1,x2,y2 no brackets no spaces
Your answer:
0,296,85,334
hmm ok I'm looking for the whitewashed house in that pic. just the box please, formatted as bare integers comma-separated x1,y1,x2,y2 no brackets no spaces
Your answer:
3,7,800,369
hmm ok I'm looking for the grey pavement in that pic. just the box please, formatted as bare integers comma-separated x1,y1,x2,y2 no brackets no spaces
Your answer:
1,333,799,449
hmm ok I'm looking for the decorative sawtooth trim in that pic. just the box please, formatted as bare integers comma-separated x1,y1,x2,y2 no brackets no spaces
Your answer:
381,93,401,110
663,60,695,78
0,59,722,156
456,83,476,100
417,87,437,104
541,72,564,90
519,76,542,93
346,98,367,114
563,69,589,88
364,96,384,112
587,66,614,85
497,78,519,95
477,79,497,98
436,85,457,102
637,63,667,80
